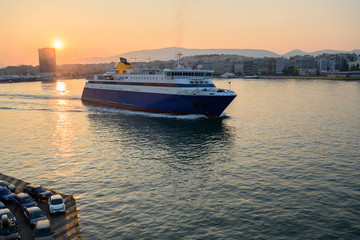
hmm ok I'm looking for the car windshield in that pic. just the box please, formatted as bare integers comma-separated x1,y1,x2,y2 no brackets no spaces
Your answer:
0,226,18,235
31,210,45,219
21,196,33,204
0,188,10,196
35,227,52,237
35,187,46,193
51,199,63,205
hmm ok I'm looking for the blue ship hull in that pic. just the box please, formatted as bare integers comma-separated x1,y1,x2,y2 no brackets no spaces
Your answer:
81,88,236,117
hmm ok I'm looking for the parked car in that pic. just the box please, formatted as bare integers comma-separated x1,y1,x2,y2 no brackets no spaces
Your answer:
0,181,15,193
0,187,16,202
0,208,16,223
24,206,48,227
0,215,20,240
33,220,54,240
14,193,37,211
0,201,4,209
23,184,51,201
48,195,65,215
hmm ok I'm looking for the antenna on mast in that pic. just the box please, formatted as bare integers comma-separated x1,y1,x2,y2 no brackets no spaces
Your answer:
177,52,183,69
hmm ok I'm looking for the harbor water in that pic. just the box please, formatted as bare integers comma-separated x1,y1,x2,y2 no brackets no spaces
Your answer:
0,79,359,239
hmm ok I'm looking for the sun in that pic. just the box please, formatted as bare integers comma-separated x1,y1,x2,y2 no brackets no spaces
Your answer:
54,40,63,48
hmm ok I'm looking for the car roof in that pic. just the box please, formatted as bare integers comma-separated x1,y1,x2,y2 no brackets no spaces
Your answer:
0,208,11,214
50,194,63,200
36,219,51,229
0,180,9,184
27,206,42,213
17,193,30,198
26,184,41,188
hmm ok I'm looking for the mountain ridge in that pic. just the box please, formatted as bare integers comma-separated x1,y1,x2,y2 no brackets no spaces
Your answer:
73,47,360,64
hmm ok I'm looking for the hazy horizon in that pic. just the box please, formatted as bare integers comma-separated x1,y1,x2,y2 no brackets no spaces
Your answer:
1,0,359,66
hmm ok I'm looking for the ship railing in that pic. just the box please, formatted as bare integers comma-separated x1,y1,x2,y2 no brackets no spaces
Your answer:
217,88,235,93
178,88,219,95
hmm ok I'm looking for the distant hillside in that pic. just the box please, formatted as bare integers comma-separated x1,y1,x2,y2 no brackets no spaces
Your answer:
74,47,360,64
121,47,282,61
283,49,360,58
75,47,281,64
282,49,308,58
310,49,360,56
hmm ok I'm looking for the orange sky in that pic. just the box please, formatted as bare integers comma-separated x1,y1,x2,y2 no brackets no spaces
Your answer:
0,0,359,66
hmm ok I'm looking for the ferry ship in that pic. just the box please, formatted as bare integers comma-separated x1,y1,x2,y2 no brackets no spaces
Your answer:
81,57,236,117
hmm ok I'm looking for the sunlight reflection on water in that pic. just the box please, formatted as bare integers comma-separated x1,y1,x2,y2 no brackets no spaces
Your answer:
0,79,359,239
55,81,69,96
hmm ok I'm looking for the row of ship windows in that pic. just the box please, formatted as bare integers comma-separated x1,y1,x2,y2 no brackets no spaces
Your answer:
190,81,208,84
166,72,212,77
130,77,164,80
99,76,164,80
100,75,211,80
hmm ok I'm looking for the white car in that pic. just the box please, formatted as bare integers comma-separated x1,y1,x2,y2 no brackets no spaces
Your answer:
48,194,66,214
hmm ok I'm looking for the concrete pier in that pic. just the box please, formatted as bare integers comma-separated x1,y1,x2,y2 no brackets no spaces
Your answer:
0,173,81,240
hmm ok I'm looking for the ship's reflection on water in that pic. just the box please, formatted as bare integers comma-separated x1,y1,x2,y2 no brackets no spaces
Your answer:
84,103,236,173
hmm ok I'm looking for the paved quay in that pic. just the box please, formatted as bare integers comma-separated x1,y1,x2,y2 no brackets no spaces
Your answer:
0,173,81,240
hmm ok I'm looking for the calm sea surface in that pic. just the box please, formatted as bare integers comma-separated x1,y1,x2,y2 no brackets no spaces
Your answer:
1,79,360,239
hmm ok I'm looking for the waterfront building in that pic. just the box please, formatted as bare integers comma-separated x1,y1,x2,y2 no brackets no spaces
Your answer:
234,63,244,75
0,65,38,76
299,68,317,76
243,60,255,75
38,48,56,73
348,57,360,70
318,58,335,71
267,58,277,75
255,58,269,75
334,53,357,71
335,55,347,71
213,62,227,75
199,62,214,71
57,62,116,78
291,55,316,69
276,58,289,75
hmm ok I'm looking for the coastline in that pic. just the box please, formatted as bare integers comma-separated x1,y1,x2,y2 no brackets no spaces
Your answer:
257,76,360,81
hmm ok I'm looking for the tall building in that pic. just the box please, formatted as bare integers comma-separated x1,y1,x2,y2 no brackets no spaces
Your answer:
276,58,289,74
38,48,56,73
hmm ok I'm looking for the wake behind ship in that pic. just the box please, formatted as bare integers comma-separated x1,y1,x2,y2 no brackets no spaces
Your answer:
81,57,236,117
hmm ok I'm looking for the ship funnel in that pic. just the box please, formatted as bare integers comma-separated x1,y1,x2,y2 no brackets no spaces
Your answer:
115,57,134,74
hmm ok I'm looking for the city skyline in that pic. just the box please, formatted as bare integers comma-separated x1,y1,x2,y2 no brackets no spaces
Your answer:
1,0,359,66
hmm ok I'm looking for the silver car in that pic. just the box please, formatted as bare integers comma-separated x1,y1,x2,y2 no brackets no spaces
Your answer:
34,219,54,240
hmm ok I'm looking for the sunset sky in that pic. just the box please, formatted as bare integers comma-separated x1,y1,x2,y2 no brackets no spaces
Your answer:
0,0,359,66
